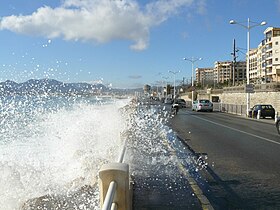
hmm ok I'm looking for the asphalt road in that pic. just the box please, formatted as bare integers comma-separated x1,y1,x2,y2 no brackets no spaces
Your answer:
169,109,280,210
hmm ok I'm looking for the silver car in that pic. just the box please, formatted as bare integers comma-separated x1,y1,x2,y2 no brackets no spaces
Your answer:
192,99,213,112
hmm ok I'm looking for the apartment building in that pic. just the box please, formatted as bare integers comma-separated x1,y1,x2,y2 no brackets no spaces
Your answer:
195,67,214,86
233,61,247,84
249,27,280,83
262,27,280,82
194,27,280,86
249,48,258,81
214,61,232,84
195,61,246,86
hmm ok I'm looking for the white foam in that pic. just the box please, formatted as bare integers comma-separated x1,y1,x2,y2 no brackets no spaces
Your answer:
0,97,127,210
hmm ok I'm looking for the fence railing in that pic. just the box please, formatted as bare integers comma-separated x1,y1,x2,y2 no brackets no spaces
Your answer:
99,140,131,210
213,103,247,116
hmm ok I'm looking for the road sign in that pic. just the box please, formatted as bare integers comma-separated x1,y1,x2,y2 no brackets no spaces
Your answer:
245,84,254,93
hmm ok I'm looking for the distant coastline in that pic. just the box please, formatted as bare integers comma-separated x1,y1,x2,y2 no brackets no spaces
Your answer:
0,79,143,96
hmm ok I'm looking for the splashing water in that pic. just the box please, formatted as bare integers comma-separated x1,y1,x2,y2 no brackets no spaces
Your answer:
0,95,128,210
123,101,207,208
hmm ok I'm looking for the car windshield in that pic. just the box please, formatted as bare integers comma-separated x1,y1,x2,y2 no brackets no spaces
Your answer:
255,105,274,109
199,100,210,103
263,105,273,109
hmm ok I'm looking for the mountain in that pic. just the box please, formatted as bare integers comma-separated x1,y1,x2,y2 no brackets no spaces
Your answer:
0,79,108,95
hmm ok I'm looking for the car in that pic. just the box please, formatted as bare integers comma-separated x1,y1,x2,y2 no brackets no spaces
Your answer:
248,104,275,119
192,99,213,112
174,99,187,108
276,117,280,134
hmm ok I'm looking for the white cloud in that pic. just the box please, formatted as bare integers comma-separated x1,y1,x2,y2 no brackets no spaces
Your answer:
0,0,195,50
196,0,207,15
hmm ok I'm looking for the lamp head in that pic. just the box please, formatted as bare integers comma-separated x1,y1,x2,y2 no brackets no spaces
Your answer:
229,20,236,24
260,21,267,26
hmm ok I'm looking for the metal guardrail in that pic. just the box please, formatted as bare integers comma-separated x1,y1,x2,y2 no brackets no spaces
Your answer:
213,103,279,120
102,181,117,210
99,139,131,210
117,142,127,163
213,103,247,116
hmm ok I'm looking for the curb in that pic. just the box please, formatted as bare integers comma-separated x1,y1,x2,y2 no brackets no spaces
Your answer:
164,138,215,210
178,163,214,210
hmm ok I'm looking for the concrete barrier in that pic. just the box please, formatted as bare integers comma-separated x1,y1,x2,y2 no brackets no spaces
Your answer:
99,162,131,210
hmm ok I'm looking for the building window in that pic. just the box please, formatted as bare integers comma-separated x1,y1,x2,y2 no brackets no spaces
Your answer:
276,58,279,62
276,41,279,45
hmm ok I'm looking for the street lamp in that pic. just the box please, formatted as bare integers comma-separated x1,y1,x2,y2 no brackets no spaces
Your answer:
168,70,180,99
183,57,202,104
230,18,266,116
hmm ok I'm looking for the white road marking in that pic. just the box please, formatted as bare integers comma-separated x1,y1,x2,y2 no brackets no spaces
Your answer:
190,113,280,146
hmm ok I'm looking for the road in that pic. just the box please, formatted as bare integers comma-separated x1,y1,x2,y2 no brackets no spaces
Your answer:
169,109,280,210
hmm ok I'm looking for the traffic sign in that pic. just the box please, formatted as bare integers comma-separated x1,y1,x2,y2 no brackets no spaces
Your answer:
245,84,254,93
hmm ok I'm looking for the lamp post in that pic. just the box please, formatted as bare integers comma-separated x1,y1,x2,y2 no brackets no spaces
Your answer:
168,70,180,99
183,57,202,104
230,18,266,116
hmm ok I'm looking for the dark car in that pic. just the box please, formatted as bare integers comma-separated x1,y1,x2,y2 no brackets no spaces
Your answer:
276,117,280,134
248,104,275,119
174,99,187,108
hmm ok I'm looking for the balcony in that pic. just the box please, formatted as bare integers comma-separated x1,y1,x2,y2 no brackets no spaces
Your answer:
266,37,272,43
266,53,273,59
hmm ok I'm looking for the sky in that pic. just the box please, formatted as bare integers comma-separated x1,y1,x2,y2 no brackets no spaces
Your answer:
0,0,280,89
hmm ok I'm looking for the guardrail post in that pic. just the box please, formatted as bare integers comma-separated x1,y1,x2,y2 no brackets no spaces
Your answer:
275,112,278,123
99,163,131,210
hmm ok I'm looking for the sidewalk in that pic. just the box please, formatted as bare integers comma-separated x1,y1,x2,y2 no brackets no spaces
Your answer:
130,142,204,210
129,100,276,209
125,102,207,210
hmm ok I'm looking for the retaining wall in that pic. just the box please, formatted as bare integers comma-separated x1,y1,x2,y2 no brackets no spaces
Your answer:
181,89,280,113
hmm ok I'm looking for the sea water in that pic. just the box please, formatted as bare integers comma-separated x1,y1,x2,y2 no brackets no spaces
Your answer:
0,95,128,210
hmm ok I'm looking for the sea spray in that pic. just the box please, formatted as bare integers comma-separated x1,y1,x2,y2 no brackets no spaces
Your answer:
123,100,206,208
0,95,127,210
1,96,206,209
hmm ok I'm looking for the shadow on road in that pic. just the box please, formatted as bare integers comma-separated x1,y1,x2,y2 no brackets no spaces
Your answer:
177,135,251,210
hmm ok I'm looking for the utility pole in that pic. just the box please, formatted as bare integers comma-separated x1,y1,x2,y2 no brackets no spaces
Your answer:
231,39,237,86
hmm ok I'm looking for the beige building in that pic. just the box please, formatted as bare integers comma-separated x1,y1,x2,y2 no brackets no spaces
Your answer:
195,27,280,86
233,61,247,85
262,27,280,82
249,48,258,81
195,67,214,87
196,61,246,86
249,27,280,83
214,61,232,84
213,61,246,85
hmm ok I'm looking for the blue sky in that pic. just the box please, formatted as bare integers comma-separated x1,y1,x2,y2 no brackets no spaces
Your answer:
0,0,280,88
